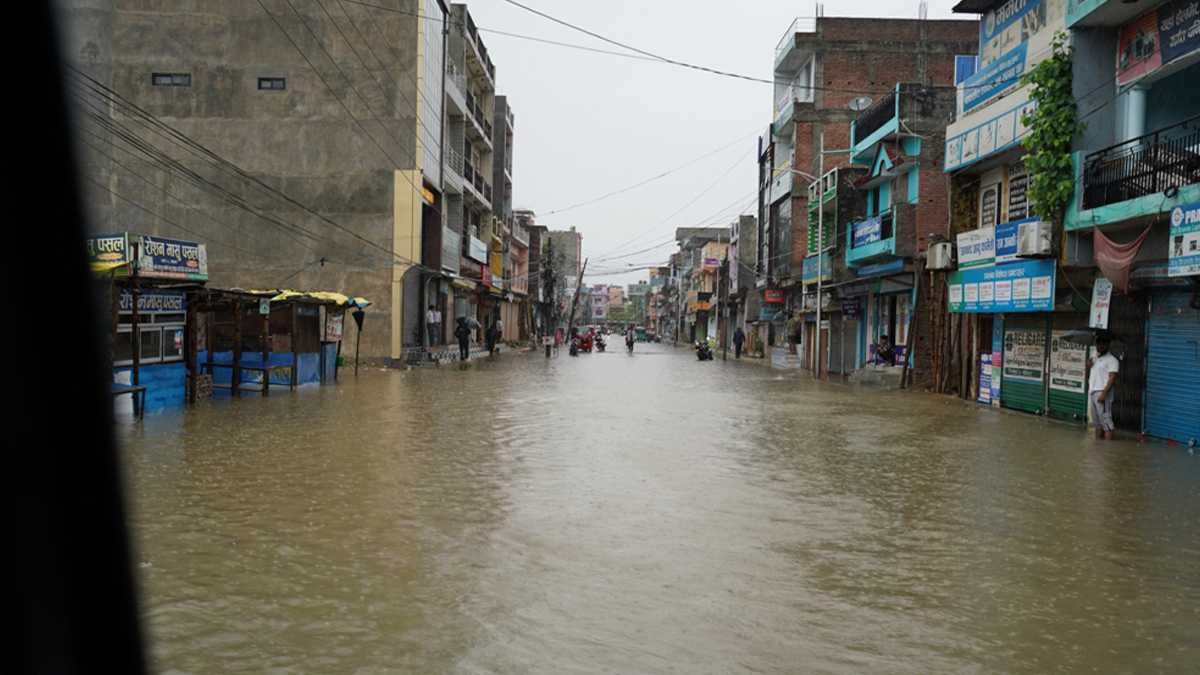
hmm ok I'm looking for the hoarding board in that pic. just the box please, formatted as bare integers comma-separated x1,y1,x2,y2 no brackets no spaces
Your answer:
1003,328,1045,383
1048,330,1087,393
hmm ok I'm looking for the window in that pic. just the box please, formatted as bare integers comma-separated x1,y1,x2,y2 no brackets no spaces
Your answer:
258,77,286,91
152,73,191,87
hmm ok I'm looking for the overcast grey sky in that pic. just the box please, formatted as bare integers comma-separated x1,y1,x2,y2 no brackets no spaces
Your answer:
466,0,976,287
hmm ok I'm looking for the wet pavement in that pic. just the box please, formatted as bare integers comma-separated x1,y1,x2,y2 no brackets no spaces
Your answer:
118,342,1200,674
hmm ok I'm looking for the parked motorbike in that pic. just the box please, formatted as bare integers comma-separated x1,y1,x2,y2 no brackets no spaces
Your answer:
569,338,579,356
695,341,714,361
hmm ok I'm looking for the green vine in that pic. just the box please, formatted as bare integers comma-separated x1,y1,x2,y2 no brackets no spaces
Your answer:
1018,31,1084,226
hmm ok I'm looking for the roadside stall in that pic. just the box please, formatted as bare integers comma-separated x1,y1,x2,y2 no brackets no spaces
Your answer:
89,233,208,416
194,289,370,397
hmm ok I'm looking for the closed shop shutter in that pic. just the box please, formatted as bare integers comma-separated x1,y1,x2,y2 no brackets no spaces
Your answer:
1107,292,1147,432
1047,312,1088,422
402,268,422,349
1143,290,1200,445
1002,313,1048,414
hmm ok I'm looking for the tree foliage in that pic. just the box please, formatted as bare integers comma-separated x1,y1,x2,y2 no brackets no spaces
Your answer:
1019,31,1084,226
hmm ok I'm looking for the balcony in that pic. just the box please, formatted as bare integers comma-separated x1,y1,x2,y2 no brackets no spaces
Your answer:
1081,115,1200,211
850,84,957,160
445,60,467,115
443,146,464,195
845,204,916,268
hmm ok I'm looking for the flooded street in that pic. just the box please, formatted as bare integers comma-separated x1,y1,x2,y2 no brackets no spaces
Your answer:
118,343,1199,674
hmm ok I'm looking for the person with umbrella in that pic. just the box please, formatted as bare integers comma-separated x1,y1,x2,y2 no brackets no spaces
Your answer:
1088,336,1120,440
454,316,473,361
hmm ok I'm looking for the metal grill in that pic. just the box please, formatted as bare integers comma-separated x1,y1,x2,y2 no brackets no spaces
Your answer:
1082,115,1200,210
1108,292,1147,433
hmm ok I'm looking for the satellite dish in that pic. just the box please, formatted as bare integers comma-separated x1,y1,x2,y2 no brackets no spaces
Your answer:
849,96,873,112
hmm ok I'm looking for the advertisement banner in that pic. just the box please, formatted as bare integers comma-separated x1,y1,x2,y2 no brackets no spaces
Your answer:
1169,200,1200,277
979,353,993,403
957,227,996,269
137,235,208,280
1089,277,1113,328
992,317,1003,401
963,41,1028,112
949,258,1056,313
764,289,784,303
995,218,1032,264
1116,2,1200,87
1003,328,1045,383
325,309,344,341
1048,330,1087,393
842,297,863,320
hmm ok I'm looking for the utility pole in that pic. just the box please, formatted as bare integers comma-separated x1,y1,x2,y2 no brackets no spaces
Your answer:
565,258,588,342
722,244,730,361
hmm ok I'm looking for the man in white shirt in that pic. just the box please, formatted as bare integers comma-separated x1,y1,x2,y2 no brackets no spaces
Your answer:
426,305,441,346
1087,337,1119,440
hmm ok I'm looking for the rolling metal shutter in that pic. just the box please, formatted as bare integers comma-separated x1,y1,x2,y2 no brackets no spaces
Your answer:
1143,290,1200,446
1047,312,1088,422
1001,313,1048,414
1107,292,1147,432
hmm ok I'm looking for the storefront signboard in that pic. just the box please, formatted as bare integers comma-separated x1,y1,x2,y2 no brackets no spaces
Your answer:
1048,330,1087,393
949,258,1055,312
1003,328,1045,383
1116,2,1200,88
1168,200,1200,277
802,252,830,284
842,296,863,320
87,233,132,269
137,235,208,281
853,214,883,248
118,288,186,313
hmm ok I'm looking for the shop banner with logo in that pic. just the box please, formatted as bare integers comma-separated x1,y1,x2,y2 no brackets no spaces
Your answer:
138,235,208,280
1048,330,1087,394
1089,277,1113,328
1003,328,1045,383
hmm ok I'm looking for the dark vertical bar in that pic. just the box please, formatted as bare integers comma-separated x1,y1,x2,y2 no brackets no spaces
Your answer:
233,299,242,397
187,292,197,405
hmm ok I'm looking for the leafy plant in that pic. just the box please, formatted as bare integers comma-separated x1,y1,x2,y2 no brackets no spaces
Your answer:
1019,31,1084,226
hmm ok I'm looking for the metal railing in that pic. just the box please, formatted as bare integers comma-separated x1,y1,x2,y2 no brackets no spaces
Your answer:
775,17,817,59
854,89,897,144
446,60,466,97
1082,115,1200,210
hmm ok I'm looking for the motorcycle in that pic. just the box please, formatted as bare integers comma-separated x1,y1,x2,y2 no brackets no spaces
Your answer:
695,341,714,361
596,335,606,352
569,338,579,356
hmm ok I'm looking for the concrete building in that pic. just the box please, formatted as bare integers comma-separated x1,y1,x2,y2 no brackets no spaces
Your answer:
62,0,454,362
761,15,976,375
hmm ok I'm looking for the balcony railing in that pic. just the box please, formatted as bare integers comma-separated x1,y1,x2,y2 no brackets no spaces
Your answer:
1082,114,1200,210
854,90,897,144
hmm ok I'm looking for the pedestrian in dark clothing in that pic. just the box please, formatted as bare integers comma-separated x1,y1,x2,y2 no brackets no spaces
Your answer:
733,327,746,359
454,317,471,361
484,320,498,355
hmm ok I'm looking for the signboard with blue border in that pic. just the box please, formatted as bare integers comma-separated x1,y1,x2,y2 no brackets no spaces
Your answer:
138,235,208,281
853,214,883,248
1169,200,1200,277
945,98,1036,171
948,258,1056,313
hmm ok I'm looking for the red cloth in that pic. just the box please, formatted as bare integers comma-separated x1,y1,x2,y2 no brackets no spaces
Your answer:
1093,226,1151,294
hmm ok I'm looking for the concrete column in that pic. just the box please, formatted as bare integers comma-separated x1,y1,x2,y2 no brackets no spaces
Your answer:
1125,86,1147,142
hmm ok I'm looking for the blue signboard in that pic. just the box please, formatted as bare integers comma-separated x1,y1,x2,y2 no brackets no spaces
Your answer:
994,219,1024,264
856,258,906,278
962,42,1028,112
853,214,882,248
802,252,830,284
118,288,186,313
948,258,1055,313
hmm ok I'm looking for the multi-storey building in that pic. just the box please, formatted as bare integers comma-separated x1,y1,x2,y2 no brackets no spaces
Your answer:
761,15,976,376
1061,0,1197,442
63,0,456,363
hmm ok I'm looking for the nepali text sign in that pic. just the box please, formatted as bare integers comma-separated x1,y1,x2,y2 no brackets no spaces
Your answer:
1003,328,1045,383
949,258,1055,313
1169,200,1200,277
118,288,186,313
87,233,132,268
137,235,208,281
1116,2,1200,87
957,227,996,269
852,214,883,248
963,42,1028,112
979,353,993,403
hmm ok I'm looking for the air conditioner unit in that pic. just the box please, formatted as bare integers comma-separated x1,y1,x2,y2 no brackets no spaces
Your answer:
927,241,954,270
1017,220,1053,257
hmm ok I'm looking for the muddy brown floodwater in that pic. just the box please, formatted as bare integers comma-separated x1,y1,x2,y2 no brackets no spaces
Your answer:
117,342,1199,674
